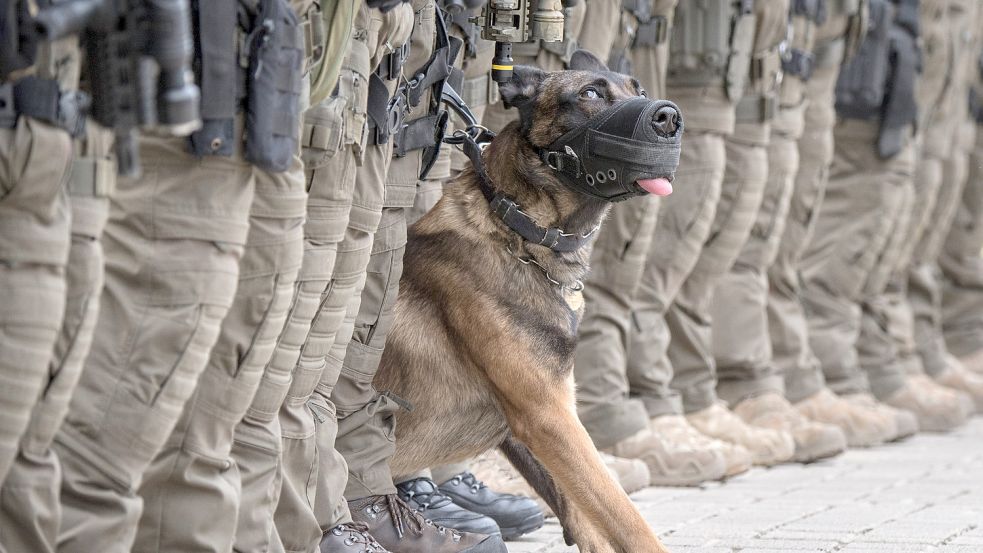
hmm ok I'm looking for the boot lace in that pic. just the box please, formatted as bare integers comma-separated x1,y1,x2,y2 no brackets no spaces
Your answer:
365,494,462,543
329,523,386,552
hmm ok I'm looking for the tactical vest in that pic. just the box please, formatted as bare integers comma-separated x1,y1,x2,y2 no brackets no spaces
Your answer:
667,0,757,101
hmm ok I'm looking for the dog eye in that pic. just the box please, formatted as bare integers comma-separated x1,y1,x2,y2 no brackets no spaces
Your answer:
580,88,601,100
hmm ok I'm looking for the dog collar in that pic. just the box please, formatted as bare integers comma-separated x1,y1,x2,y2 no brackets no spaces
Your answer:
457,130,598,254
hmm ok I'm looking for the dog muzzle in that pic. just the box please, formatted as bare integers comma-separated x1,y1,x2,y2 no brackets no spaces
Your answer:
537,97,683,202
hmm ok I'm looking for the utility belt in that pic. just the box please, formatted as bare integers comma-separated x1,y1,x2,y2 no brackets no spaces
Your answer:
667,0,756,101
189,0,305,173
0,76,88,136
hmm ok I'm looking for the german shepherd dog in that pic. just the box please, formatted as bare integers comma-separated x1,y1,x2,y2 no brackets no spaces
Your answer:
375,51,679,553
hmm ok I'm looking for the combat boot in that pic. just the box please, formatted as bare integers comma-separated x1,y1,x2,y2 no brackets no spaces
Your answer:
958,348,983,375
841,392,919,442
882,375,973,432
935,362,983,413
733,393,847,463
349,495,507,553
438,472,544,540
320,523,390,552
471,450,553,517
599,451,651,493
605,417,728,486
396,477,501,536
686,403,795,466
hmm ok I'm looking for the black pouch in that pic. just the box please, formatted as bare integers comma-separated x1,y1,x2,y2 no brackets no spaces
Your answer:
834,0,892,119
244,0,305,172
1,0,38,80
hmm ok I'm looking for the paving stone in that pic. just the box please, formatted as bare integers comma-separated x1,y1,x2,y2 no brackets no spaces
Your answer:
504,418,983,552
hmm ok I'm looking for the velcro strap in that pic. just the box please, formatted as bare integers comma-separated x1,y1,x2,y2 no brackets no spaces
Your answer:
735,93,778,123
782,48,815,80
68,156,115,198
303,121,338,150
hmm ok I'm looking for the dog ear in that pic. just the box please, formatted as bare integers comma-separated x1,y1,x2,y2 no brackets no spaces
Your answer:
568,49,609,72
499,65,546,109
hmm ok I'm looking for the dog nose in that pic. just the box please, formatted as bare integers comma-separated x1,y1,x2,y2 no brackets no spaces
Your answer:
652,105,680,137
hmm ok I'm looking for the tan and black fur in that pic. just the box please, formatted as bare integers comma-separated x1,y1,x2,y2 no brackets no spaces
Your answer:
375,51,674,553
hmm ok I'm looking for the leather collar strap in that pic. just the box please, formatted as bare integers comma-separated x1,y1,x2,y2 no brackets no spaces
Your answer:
460,133,596,253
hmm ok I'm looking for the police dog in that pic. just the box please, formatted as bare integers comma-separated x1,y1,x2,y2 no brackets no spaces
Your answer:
375,51,679,553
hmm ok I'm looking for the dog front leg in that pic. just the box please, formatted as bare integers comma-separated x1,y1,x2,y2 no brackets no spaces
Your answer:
502,380,669,553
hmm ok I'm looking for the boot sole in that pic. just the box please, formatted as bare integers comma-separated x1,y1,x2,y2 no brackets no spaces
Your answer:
499,513,546,540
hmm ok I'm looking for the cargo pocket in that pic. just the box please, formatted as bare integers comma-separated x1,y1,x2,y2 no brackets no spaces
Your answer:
666,168,716,238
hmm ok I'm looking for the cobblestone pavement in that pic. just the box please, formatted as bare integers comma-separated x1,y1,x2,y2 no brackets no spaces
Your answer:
506,417,983,553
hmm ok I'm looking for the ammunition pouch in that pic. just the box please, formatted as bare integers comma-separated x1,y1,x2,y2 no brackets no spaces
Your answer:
189,0,240,158
876,4,919,158
668,0,756,101
735,92,778,123
834,0,892,121
243,0,305,172
301,3,327,73
0,77,89,136
622,0,669,47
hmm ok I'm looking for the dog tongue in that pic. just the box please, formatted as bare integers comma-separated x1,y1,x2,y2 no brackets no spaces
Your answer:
637,178,673,196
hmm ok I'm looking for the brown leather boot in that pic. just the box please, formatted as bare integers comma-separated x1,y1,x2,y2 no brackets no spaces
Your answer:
349,494,507,553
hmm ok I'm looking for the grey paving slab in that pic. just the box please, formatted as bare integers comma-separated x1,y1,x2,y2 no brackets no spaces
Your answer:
505,418,983,552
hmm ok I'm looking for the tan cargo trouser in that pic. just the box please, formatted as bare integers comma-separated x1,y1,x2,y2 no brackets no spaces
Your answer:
0,123,111,553
667,130,770,413
130,135,306,551
715,116,799,405
909,120,977,377
229,6,412,552
798,119,915,398
52,126,258,553
0,115,72,488
769,46,841,403
941,127,983,358
624,132,725,418
572,0,675,449
323,0,434,505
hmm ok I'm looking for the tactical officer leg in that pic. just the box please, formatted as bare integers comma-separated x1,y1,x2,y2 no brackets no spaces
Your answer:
625,131,725,418
53,132,257,553
714,129,797,405
668,134,768,414
0,115,72,484
798,120,912,396
574,197,659,448
941,130,983,362
132,150,305,552
0,124,111,553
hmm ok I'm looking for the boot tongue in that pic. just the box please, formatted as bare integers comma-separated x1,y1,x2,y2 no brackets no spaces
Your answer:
637,177,673,196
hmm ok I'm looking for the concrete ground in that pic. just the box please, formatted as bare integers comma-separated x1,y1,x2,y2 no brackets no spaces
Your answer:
506,417,983,553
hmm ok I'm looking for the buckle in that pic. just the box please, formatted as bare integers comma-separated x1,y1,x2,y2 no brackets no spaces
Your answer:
58,90,90,137
782,48,816,81
0,85,15,128
378,42,410,80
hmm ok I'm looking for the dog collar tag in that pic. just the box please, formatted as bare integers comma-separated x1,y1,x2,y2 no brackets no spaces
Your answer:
563,287,585,312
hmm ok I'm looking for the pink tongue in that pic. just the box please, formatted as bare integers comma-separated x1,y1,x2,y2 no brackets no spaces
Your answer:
637,178,673,196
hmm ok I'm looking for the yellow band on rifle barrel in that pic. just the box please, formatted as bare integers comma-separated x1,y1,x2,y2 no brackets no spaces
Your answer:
492,64,514,71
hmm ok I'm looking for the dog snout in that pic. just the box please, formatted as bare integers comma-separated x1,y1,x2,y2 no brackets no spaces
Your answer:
652,105,680,137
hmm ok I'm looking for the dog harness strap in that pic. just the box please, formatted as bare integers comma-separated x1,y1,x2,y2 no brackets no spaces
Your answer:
461,133,593,253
